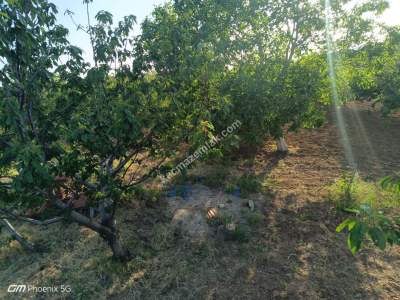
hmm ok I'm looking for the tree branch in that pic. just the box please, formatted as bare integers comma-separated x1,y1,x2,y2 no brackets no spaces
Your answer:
111,149,140,177
0,208,64,225
48,191,115,238
124,157,167,188
0,218,36,252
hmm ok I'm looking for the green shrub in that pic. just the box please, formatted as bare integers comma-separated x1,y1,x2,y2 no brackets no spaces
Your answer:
131,186,163,203
243,211,264,227
328,172,400,212
236,174,263,196
229,224,251,243
335,174,400,254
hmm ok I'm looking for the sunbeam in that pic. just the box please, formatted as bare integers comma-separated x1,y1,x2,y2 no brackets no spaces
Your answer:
325,0,357,170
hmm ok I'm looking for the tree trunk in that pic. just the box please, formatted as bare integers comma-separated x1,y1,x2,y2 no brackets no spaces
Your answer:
99,212,131,261
50,193,131,261
105,232,131,261
276,137,288,152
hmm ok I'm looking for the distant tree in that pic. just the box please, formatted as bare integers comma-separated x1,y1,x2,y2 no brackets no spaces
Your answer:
339,26,400,113
136,0,389,153
375,28,400,114
134,0,245,154
135,0,326,153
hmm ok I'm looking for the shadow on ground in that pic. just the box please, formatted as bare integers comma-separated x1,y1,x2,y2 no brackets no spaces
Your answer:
1,102,400,299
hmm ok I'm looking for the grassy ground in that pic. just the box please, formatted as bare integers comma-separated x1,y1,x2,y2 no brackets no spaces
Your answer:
1,102,400,300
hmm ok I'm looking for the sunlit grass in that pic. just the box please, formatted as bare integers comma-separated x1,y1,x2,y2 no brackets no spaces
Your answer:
328,172,400,212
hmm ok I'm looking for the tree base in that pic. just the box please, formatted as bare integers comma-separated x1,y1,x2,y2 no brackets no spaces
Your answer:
276,137,288,152
109,236,131,261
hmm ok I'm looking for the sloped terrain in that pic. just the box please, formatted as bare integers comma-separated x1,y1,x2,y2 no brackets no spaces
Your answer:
1,102,400,300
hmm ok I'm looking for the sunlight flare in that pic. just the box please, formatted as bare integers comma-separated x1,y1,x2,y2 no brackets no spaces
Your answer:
325,0,356,170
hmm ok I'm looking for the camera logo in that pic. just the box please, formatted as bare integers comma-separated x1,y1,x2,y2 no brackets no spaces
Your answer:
7,284,71,294
7,284,27,293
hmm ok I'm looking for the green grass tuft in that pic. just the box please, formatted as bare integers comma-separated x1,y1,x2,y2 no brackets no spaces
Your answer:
328,172,400,212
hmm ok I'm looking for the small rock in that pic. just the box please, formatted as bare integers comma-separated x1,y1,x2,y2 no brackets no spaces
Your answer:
248,200,255,211
225,222,236,231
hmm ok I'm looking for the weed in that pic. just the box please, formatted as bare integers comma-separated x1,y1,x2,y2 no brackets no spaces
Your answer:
131,186,163,203
224,183,236,193
203,167,229,188
207,211,234,227
243,211,264,226
228,224,251,243
236,174,263,196
150,223,174,251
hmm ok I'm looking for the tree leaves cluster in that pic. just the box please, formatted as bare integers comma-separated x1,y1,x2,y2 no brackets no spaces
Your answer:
0,0,183,259
0,0,396,259
338,26,400,114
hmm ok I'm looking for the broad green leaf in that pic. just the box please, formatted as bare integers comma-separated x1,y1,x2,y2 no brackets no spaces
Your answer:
347,222,367,255
368,227,386,250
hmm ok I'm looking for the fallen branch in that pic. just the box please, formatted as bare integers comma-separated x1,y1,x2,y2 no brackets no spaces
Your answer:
0,208,64,225
0,218,36,252
17,216,63,226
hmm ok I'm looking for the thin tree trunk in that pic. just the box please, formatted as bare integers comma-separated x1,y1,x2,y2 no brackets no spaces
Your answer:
104,231,131,261
276,137,288,152
49,192,131,261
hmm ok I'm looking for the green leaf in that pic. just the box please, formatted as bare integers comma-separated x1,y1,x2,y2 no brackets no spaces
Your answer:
25,170,33,183
343,207,360,214
347,221,367,255
336,218,356,232
368,227,386,250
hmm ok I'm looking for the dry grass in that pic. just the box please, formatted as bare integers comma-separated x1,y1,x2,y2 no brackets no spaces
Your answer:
1,102,400,299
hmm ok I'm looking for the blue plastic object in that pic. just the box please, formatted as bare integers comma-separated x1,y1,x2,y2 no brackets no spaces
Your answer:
196,176,205,183
232,186,241,198
166,186,177,197
182,184,192,201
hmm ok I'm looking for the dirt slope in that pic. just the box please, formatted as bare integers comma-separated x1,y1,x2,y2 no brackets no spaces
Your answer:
114,101,400,299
